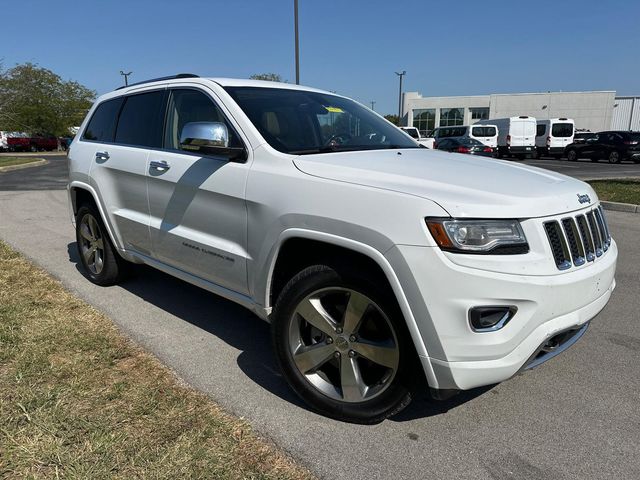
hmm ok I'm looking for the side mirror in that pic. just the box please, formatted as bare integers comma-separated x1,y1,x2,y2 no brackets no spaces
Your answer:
179,122,246,161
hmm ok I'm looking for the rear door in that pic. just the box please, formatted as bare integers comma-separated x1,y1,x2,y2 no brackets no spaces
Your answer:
471,126,497,147
82,92,166,255
146,87,250,295
550,122,574,149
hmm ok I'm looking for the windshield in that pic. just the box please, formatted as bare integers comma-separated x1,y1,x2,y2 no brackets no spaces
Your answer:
224,87,419,154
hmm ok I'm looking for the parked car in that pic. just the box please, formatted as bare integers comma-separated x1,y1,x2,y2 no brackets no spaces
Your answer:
68,74,617,423
432,124,498,150
481,116,536,159
0,131,31,152
399,126,433,148
572,132,594,144
434,137,494,157
535,118,574,158
30,136,59,151
566,131,640,163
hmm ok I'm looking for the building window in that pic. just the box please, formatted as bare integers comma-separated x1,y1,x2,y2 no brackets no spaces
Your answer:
412,109,435,135
470,107,489,121
439,108,464,126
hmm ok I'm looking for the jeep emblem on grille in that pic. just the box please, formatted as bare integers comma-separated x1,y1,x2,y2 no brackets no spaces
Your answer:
577,193,591,204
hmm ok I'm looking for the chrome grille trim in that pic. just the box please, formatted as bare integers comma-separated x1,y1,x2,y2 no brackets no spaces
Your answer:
545,206,611,270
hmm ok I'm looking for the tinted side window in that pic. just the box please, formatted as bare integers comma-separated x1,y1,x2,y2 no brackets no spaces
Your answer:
114,91,166,148
83,98,123,142
536,124,546,137
164,89,242,151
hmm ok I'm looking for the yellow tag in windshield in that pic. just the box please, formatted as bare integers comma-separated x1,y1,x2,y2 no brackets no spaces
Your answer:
325,106,344,113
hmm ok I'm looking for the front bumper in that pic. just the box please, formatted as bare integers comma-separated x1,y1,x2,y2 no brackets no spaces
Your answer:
386,237,617,391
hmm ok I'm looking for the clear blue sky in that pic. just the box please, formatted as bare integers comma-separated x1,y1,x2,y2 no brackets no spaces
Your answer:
2,0,638,114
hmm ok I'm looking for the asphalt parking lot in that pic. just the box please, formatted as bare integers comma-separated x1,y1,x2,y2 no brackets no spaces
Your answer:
1,154,639,479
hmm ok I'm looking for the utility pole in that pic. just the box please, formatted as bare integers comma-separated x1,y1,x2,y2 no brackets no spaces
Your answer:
395,70,406,125
294,0,300,84
370,101,376,111
119,70,132,87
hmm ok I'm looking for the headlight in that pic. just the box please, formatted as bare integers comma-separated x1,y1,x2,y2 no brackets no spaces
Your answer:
426,218,529,254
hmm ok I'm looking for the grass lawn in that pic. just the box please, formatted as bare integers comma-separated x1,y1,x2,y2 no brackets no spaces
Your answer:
0,157,42,168
0,241,313,480
588,179,640,205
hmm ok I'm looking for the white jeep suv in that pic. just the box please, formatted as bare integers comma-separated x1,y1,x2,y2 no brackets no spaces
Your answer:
68,74,617,423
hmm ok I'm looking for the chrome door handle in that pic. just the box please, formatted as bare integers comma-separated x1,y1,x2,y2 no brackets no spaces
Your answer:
95,151,110,161
150,160,170,171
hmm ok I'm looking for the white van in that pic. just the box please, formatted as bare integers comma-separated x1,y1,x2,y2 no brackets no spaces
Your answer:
480,116,536,159
535,118,575,158
432,125,498,149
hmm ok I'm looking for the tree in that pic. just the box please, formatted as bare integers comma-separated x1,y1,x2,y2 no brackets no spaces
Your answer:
249,73,285,82
0,63,96,136
384,114,399,126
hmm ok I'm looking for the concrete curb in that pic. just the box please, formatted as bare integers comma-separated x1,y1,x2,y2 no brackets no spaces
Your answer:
0,158,48,173
601,200,639,214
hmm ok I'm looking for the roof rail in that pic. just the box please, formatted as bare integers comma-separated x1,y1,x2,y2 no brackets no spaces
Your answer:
116,73,199,90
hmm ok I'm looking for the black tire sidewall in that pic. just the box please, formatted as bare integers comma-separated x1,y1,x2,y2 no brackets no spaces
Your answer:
272,265,413,424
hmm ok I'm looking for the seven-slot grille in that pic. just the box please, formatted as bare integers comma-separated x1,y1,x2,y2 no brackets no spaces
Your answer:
544,205,611,270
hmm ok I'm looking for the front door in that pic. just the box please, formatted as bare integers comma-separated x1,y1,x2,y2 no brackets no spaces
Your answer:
146,88,250,295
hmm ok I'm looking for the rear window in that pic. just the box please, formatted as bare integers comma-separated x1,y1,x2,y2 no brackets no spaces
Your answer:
114,91,166,148
437,127,467,138
551,123,573,138
83,98,124,142
472,126,496,137
536,124,546,137
625,132,640,141
402,128,420,139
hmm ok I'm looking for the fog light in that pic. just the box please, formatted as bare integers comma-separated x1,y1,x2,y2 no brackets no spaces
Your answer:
469,306,517,332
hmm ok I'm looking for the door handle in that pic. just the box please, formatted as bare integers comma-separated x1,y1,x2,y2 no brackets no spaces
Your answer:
95,151,110,161
150,160,170,172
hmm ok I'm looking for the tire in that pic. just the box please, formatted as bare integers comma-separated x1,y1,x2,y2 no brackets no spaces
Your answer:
566,149,578,162
75,204,129,286
272,264,414,424
30,144,37,152
608,150,621,164
531,149,539,159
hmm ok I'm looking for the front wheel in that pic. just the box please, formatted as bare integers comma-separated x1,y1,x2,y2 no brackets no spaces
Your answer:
567,149,578,162
272,265,413,424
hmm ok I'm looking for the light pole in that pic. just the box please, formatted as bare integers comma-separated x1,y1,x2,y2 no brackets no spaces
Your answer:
120,70,132,87
294,0,300,84
370,101,376,111
395,71,406,125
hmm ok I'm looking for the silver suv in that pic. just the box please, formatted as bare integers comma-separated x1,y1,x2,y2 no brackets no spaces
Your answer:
68,74,617,423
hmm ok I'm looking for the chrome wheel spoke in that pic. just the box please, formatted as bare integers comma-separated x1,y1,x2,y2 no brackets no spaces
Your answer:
293,343,335,373
340,356,365,402
95,237,104,249
79,223,94,242
295,298,336,336
94,251,104,273
87,216,98,239
82,246,95,263
352,341,398,369
342,291,369,335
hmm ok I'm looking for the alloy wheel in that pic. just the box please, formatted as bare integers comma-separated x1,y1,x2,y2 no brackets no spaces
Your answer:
78,214,105,275
288,287,400,403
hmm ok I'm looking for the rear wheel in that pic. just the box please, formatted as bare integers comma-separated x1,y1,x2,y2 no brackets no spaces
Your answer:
76,204,129,286
272,264,414,424
608,150,621,164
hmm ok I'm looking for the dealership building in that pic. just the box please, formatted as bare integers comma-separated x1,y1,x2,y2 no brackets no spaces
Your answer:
402,90,640,135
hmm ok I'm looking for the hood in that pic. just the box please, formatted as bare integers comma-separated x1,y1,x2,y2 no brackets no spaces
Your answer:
293,149,596,218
